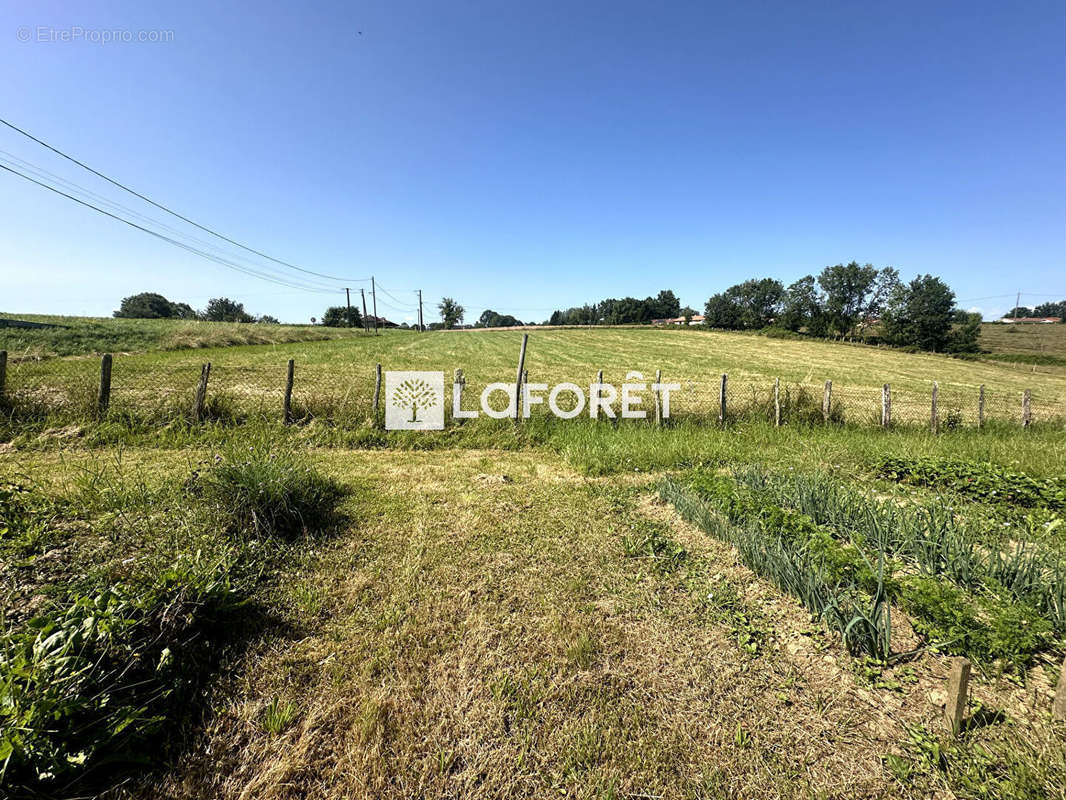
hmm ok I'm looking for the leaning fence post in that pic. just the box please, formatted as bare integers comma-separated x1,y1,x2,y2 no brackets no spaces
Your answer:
0,350,7,402
1053,653,1066,721
97,353,113,417
193,363,211,422
822,380,832,424
881,383,891,428
373,364,382,427
774,377,781,427
1022,389,1031,428
978,384,985,429
931,381,939,434
514,333,528,421
654,369,663,426
944,657,971,736
283,359,295,423
453,368,466,424
719,373,727,426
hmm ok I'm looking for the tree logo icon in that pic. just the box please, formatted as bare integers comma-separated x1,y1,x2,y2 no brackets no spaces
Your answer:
384,371,445,430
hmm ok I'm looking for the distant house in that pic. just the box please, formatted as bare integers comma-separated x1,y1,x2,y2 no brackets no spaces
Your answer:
652,315,705,326
1000,316,1061,324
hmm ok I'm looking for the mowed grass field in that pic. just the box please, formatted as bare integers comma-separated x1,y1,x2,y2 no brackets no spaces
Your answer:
6,326,1066,428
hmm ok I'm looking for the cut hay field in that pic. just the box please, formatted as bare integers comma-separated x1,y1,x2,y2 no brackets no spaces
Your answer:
6,326,1065,431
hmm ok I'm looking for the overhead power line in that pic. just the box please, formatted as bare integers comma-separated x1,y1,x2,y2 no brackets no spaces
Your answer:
0,161,338,294
0,116,369,284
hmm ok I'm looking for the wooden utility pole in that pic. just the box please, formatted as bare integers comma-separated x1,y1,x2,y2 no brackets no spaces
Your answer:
417,290,424,332
345,288,353,327
371,276,379,334
1013,290,1021,321
360,289,370,333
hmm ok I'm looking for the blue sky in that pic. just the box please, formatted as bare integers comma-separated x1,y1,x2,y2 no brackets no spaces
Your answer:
1,0,1064,324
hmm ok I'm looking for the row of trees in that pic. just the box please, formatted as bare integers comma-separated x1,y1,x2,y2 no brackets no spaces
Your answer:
1004,301,1066,319
704,263,980,352
546,290,683,326
114,293,279,323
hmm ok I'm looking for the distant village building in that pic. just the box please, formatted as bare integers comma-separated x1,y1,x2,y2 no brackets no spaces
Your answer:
999,316,1061,324
652,314,705,326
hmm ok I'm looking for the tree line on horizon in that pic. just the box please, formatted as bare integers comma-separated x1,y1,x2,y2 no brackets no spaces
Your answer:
114,292,279,324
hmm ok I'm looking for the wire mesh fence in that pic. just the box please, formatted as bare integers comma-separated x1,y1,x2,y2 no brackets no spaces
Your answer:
2,350,1064,430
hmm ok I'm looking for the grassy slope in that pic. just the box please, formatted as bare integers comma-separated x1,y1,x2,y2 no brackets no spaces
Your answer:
0,313,366,359
6,433,1063,799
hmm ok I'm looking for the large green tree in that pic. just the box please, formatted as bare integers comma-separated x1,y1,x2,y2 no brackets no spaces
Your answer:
817,262,899,338
322,305,362,328
438,297,465,329
202,297,253,323
882,274,957,351
113,292,194,319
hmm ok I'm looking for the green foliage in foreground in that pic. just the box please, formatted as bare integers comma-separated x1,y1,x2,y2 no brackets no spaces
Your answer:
0,444,346,792
878,457,1066,510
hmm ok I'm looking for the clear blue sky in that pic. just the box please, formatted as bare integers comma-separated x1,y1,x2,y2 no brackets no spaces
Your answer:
1,0,1064,324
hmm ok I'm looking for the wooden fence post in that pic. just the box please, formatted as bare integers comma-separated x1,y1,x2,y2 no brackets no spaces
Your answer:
944,657,971,736
283,359,295,423
654,369,663,426
931,382,939,434
97,354,113,417
719,373,727,426
1053,654,1066,721
774,377,781,427
1022,389,1031,428
822,380,832,424
881,383,891,428
514,333,528,421
193,363,211,422
453,368,465,424
978,384,985,429
0,350,7,402
373,364,382,427
596,369,603,422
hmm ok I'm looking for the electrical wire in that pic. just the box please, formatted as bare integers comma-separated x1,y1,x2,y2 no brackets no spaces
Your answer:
0,116,369,284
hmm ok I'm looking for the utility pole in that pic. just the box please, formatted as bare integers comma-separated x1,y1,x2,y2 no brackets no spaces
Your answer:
345,287,352,327
360,288,370,333
371,276,379,334
1014,290,1021,321
417,289,424,332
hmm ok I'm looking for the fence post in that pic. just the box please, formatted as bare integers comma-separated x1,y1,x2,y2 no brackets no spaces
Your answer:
931,381,939,434
193,363,211,422
774,377,781,427
978,384,985,429
97,353,113,417
514,333,528,421
881,383,891,428
944,657,971,736
822,380,832,424
596,369,603,422
1054,653,1066,721
654,369,663,426
453,368,466,424
283,359,295,423
719,373,727,426
1022,389,1031,428
0,350,7,402
373,364,382,427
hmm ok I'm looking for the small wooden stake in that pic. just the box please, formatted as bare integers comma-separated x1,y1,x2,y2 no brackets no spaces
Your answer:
596,369,603,421
1053,654,1066,721
193,363,211,422
719,373,727,426
881,383,891,428
1022,389,1031,428
931,381,939,434
372,363,382,426
97,353,113,417
944,657,971,735
978,384,985,429
654,369,663,426
453,368,466,424
283,359,295,423
822,380,832,424
0,350,8,401
514,333,528,421
773,377,781,427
